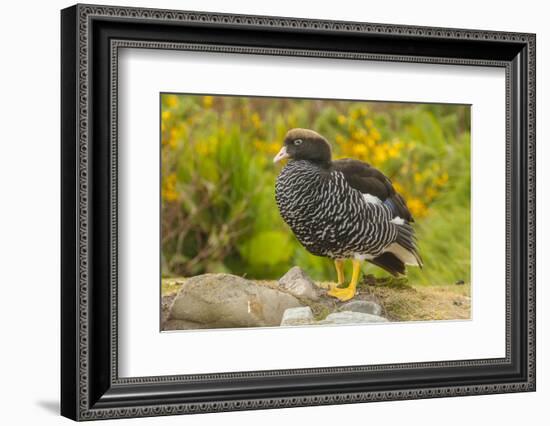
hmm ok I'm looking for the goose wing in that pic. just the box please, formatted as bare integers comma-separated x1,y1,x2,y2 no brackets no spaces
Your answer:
332,158,413,223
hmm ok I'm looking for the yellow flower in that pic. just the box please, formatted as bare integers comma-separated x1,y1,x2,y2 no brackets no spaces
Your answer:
352,130,364,141
370,127,381,141
366,137,375,148
162,110,171,121
168,129,178,149
414,172,423,183
165,95,179,108
162,173,178,202
436,172,449,186
364,118,374,128
268,143,282,154
352,144,368,156
407,198,428,218
335,134,345,144
337,115,347,125
388,146,400,158
373,147,387,164
202,96,214,108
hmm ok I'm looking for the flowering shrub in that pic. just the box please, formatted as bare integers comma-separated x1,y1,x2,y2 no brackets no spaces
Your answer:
161,94,470,285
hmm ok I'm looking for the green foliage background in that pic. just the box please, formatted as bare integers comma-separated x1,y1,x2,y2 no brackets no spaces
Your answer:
161,94,470,286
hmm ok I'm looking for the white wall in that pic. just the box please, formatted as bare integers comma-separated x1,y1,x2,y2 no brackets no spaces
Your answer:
0,0,546,424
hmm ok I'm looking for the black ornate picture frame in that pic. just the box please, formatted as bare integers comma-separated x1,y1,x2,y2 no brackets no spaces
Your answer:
61,4,536,421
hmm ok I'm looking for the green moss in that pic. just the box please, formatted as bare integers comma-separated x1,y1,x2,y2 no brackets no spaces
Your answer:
161,278,185,296
358,274,412,291
310,303,331,321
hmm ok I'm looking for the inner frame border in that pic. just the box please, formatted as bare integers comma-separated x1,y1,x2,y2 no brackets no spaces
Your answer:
111,40,511,383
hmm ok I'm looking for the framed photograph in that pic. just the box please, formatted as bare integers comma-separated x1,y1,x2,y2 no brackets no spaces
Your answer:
61,4,536,421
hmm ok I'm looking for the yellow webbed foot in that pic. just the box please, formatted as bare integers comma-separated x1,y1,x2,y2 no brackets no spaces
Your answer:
327,259,362,302
327,286,356,302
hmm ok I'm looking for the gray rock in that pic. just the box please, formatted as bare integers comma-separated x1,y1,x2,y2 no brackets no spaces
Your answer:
280,307,315,326
161,293,178,326
169,274,302,328
338,300,383,316
318,311,389,325
278,267,319,300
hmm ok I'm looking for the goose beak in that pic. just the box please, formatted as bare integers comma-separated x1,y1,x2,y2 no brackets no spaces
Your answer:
273,146,289,163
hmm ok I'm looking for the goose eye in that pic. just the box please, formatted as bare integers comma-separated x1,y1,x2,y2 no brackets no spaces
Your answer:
294,139,303,146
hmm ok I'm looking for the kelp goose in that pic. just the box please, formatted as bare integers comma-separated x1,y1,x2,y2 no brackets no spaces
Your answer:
274,128,422,302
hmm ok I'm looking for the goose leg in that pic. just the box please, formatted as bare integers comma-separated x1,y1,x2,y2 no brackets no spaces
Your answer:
327,259,361,302
330,259,345,289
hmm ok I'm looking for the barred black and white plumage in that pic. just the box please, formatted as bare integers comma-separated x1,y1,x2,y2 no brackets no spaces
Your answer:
273,129,422,301
276,160,401,259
